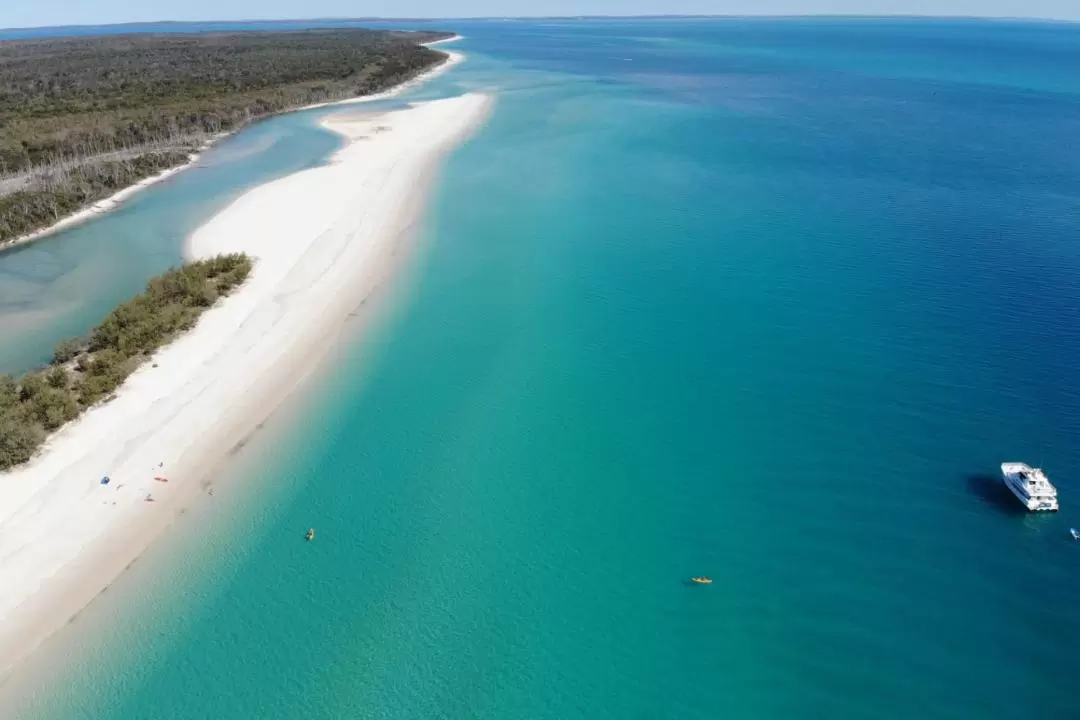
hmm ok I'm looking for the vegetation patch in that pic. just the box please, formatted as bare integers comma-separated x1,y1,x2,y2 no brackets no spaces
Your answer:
0,253,253,470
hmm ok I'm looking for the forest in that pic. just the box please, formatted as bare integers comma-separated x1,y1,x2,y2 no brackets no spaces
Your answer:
0,254,253,470
0,28,452,245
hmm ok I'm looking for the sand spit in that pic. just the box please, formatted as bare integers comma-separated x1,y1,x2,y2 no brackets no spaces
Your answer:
0,90,493,678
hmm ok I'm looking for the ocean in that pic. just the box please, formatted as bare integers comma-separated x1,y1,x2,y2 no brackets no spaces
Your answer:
2,17,1080,719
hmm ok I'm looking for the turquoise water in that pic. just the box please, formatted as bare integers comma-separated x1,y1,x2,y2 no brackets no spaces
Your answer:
4,18,1080,719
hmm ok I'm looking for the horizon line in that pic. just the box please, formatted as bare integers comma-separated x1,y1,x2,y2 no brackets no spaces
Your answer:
1,13,1076,34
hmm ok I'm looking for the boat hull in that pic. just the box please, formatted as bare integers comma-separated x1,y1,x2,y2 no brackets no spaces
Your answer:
1003,483,1059,511
1000,463,1059,512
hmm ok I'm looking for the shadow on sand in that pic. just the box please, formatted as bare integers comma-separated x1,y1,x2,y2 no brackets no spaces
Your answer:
966,473,1028,517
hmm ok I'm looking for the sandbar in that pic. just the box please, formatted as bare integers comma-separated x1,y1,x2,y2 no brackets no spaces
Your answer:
0,89,493,679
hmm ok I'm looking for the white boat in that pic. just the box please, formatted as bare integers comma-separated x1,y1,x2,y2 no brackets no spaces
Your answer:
1000,462,1059,512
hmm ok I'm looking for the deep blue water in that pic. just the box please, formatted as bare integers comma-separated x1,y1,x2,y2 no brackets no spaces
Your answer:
2,17,1080,719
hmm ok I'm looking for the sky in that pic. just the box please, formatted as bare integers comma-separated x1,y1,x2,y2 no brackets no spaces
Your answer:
3,0,1080,29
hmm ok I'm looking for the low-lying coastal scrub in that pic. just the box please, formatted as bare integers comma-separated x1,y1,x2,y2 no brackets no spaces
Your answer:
0,253,252,470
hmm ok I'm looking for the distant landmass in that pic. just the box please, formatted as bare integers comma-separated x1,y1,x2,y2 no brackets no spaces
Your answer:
0,28,452,246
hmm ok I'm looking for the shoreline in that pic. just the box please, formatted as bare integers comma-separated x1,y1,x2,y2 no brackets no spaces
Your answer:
0,148,208,255
0,89,493,682
0,38,464,255
295,46,463,112
424,33,464,46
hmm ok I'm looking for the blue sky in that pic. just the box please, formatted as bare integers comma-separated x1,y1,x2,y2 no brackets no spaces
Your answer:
4,0,1080,29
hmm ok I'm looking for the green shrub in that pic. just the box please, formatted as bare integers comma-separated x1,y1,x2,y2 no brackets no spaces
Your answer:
27,388,78,430
0,375,18,409
18,372,47,403
0,410,45,468
46,366,68,389
76,374,115,408
53,339,83,365
88,349,121,377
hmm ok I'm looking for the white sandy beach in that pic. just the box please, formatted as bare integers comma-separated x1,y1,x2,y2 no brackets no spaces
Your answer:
0,89,492,677
1,45,463,253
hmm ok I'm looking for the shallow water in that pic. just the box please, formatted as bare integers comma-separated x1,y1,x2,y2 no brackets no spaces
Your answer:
3,18,1080,719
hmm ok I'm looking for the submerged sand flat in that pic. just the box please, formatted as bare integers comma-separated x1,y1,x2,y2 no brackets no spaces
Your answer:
0,90,493,675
